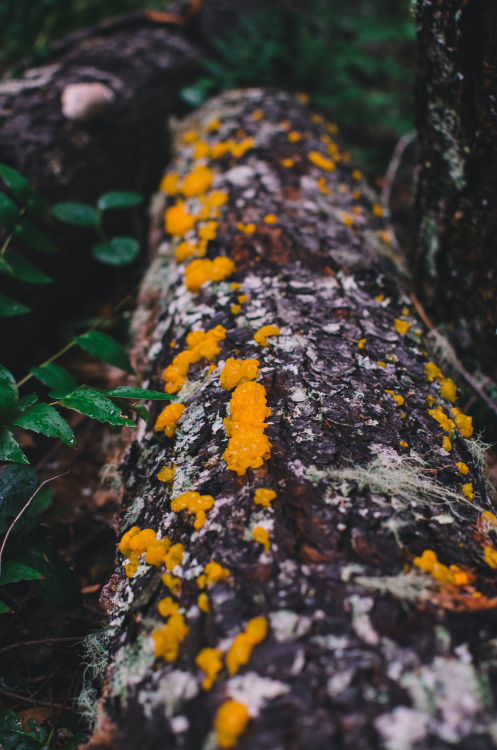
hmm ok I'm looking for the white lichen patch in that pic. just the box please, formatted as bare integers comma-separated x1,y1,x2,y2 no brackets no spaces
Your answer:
226,672,289,716
269,610,312,642
138,669,199,719
108,634,156,700
346,594,379,646
375,707,429,750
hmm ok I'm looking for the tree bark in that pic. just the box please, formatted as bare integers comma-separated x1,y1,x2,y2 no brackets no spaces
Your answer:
86,89,497,750
414,0,497,377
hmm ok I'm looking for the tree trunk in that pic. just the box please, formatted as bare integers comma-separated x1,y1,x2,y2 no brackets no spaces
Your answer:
414,0,497,378
86,89,497,750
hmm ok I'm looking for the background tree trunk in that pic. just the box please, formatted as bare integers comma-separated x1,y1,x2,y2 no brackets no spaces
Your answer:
88,89,497,750
414,0,497,378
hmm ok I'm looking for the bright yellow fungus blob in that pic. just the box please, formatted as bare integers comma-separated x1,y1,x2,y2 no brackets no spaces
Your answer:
372,203,384,217
264,214,278,224
119,527,174,576
429,406,455,434
442,436,452,452
171,491,215,530
226,616,268,676
254,324,280,346
184,256,235,292
288,131,301,142
461,482,474,502
440,378,457,402
385,390,404,407
160,171,179,195
424,362,442,382
399,441,409,448
153,612,189,662
157,465,176,482
254,488,276,507
165,202,196,236
161,572,181,595
253,526,271,552
308,151,336,171
193,140,211,160
282,158,294,167
426,395,436,407
252,109,264,121
158,596,180,618
215,700,250,749
181,166,213,198
204,560,230,585
196,647,223,690
231,304,241,315
197,221,218,241
206,190,229,208
182,129,198,144
175,241,198,263
413,549,469,586
236,222,256,234
164,543,184,572
220,358,260,391
484,546,497,568
394,318,410,335
456,461,469,475
163,324,226,393
352,169,363,180
377,361,386,368
357,338,367,350
317,177,332,195
154,403,185,436
206,118,220,131
198,592,209,612
223,381,272,475
452,408,473,438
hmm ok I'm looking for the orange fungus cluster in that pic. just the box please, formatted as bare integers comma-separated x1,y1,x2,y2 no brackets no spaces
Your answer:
223,381,271,475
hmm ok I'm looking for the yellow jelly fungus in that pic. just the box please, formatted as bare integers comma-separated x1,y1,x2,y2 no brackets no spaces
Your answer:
424,362,443,382
317,177,332,195
226,617,268,676
288,131,301,142
484,546,497,568
429,406,455,434
198,592,209,612
456,461,469,475
160,171,179,195
326,122,339,134
193,140,211,160
385,390,404,407
197,221,218,241
181,166,214,198
440,378,457,402
352,190,361,199
215,700,250,749
357,338,367,350
182,129,198,144
254,324,280,346
165,202,196,236
282,158,294,167
253,526,271,552
377,361,386,368
206,190,229,208
238,295,247,304
308,151,336,171
161,572,181,595
254,488,276,507
237,222,256,234
399,441,409,447
164,543,184,572
220,358,260,390
231,304,241,315
154,403,185,436
231,282,242,290
353,206,363,215
340,212,354,227
252,109,264,121
394,318,410,335
175,241,197,263
461,482,474,502
375,293,385,302
413,549,468,585
158,596,180,618
452,408,473,438
163,324,226,393
197,574,207,589
145,538,171,567
196,648,223,690
352,169,363,180
426,395,436,407
184,257,235,292
264,214,278,224
231,137,255,158
443,436,452,452
156,465,176,483
153,612,189,662
206,118,220,131
171,491,215,530
204,561,230,585
372,203,384,217
119,526,159,576
223,381,272,476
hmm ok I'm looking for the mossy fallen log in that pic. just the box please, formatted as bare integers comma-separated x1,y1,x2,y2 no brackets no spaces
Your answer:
88,89,497,750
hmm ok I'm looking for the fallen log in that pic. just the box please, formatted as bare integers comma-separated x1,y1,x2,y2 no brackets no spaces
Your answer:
88,88,497,750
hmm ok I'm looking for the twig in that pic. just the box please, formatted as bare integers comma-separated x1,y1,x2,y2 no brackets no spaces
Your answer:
0,636,82,655
381,130,416,218
0,472,68,576
0,686,66,709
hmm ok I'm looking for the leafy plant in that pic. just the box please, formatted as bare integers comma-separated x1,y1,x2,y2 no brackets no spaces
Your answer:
0,703,86,748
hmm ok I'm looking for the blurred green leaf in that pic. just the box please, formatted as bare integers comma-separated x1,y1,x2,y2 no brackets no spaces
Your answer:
52,201,99,228
0,293,30,317
75,330,134,373
0,560,43,585
15,219,58,253
0,163,32,203
92,236,140,266
97,191,144,210
0,363,18,422
30,362,77,391
0,428,28,464
0,192,19,231
102,386,173,400
0,251,52,284
0,600,10,613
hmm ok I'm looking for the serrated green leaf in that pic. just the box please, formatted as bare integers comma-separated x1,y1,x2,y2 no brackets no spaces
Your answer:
0,251,52,284
0,600,10,613
11,404,76,446
75,331,134,374
92,236,140,266
0,293,30,317
51,201,99,228
0,463,37,533
0,192,19,231
97,191,144,211
30,362,77,391
0,163,33,203
0,428,28,464
0,560,43,585
0,363,18,422
53,388,135,427
15,219,58,253
102,386,173,400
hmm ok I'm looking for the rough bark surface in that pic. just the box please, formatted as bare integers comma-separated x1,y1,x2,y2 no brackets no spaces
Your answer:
414,0,497,377
90,89,497,750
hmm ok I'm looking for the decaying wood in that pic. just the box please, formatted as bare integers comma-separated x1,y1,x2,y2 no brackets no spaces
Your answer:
88,89,497,750
414,0,497,377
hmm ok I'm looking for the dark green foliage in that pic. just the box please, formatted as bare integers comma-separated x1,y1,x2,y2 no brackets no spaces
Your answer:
74,330,134,374
92,236,140,266
0,704,86,748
